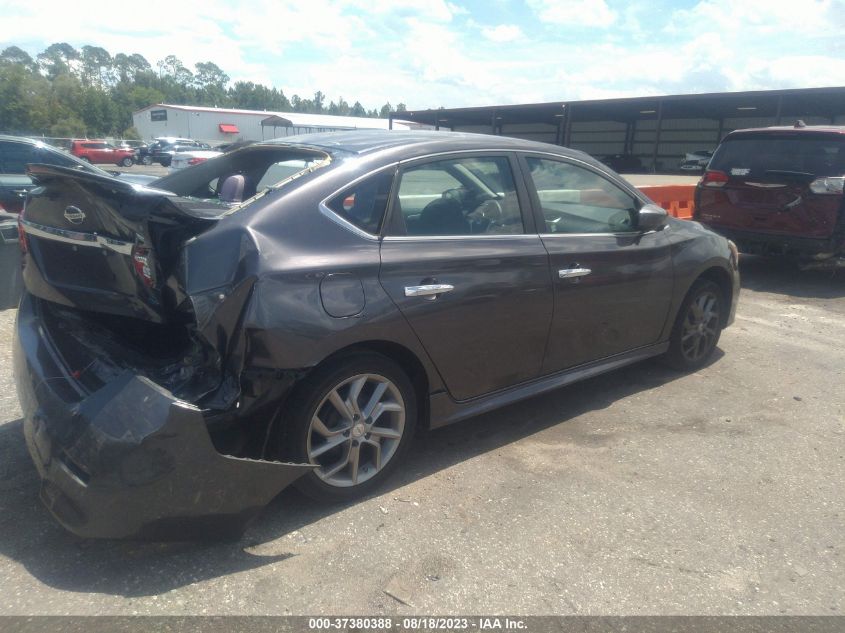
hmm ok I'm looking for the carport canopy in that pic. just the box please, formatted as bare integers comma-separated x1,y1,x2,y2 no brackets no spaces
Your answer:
393,87,845,173
260,116,293,127
396,87,845,130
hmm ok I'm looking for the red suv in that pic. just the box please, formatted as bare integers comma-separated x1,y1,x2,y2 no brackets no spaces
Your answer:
695,123,845,270
70,140,135,167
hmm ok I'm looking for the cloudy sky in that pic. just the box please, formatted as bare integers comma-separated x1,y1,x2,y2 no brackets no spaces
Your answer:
3,0,844,109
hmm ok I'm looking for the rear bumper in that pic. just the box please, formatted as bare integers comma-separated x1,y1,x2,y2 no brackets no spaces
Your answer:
701,224,842,257
14,293,312,540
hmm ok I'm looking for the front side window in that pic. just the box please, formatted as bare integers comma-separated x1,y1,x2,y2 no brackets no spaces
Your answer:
525,157,639,234
392,156,524,236
326,169,395,234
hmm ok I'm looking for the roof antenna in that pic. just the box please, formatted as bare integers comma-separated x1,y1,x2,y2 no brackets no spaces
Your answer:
794,119,807,128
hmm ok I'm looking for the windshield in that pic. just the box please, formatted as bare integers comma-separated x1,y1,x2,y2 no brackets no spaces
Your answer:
710,134,845,178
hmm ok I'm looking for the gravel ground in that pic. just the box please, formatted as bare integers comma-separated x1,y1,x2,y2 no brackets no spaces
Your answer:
0,255,842,616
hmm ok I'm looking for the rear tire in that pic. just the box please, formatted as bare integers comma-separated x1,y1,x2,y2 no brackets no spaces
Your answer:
282,353,417,502
141,156,152,166
664,279,724,371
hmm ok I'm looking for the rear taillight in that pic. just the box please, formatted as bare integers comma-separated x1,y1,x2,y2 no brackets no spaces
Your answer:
809,176,845,195
188,157,208,166
17,204,28,255
700,170,729,188
131,245,154,287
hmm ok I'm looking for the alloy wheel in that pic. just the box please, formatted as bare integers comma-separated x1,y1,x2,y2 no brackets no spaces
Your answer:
680,290,720,362
306,373,406,487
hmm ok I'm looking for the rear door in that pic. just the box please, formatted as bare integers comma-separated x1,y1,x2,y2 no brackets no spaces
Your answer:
378,153,553,401
697,132,845,240
519,153,674,372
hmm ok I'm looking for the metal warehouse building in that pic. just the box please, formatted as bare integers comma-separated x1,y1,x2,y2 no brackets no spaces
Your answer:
392,86,845,173
132,104,416,144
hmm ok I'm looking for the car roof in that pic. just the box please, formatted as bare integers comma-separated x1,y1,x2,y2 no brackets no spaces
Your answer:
258,129,587,161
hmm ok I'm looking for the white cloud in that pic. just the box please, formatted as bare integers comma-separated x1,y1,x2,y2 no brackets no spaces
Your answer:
4,0,845,110
667,0,843,37
528,0,617,27
481,24,524,42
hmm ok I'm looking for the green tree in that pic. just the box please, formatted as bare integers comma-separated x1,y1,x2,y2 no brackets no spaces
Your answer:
0,42,405,137
49,115,86,137
80,45,113,87
37,42,79,79
194,61,229,88
0,46,36,71
313,90,325,113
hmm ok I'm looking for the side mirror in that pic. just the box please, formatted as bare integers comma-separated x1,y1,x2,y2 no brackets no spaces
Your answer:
638,203,668,232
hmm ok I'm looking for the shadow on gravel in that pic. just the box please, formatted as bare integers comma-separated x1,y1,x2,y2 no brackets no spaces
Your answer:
0,352,711,598
739,254,845,299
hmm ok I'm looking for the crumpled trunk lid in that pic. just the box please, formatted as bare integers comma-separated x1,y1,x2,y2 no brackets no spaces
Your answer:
20,164,226,323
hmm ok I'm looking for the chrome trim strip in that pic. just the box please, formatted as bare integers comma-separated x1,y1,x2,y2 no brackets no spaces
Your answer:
745,182,787,188
383,234,538,242
540,230,644,238
20,218,135,255
318,202,380,241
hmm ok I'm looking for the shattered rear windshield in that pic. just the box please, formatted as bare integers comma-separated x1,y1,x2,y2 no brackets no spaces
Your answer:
710,134,845,178
152,145,331,210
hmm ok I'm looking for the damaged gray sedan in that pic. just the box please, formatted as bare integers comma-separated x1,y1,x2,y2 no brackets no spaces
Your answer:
14,130,739,539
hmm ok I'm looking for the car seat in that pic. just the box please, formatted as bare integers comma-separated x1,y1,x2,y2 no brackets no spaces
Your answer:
219,174,246,203
416,197,468,235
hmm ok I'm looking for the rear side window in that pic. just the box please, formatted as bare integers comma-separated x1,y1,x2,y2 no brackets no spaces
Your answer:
710,135,845,178
326,169,395,235
0,141,36,174
0,142,81,174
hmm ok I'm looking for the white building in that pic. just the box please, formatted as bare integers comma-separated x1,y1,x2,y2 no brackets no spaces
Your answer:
132,104,416,143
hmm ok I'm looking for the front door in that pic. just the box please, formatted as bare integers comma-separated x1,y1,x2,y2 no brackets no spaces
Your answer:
519,154,674,372
379,153,553,401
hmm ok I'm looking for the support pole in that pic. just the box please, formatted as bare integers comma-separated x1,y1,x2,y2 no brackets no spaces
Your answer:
563,104,573,147
651,100,664,174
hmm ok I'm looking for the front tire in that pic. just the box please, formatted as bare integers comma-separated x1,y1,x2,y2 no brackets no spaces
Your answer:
120,157,133,167
141,155,152,166
664,279,724,371
283,353,417,502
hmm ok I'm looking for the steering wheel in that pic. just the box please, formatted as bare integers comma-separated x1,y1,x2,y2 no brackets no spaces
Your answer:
474,198,504,222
